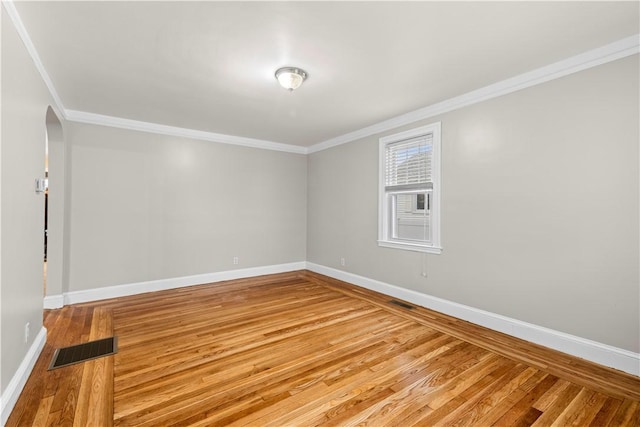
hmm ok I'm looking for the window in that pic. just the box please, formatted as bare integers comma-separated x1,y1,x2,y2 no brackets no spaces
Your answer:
378,122,441,253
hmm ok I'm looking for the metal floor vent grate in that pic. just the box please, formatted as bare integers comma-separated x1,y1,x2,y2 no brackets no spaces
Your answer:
49,337,117,370
388,299,415,310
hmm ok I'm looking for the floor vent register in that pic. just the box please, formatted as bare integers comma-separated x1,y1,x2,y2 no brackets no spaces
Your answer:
388,299,415,310
49,336,117,370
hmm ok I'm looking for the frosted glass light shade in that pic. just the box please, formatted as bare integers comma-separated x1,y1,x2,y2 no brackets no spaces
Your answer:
275,67,308,91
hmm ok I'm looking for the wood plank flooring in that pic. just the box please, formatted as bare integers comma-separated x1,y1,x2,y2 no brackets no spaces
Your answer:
7,270,640,426
7,306,114,426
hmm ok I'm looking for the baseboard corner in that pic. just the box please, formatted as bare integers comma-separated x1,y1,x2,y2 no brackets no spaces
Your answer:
43,294,64,309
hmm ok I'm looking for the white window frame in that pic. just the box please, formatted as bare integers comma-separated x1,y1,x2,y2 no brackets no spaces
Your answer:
378,122,442,254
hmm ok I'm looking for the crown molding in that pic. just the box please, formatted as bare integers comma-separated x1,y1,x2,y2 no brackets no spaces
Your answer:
2,0,66,114
65,110,308,155
3,0,307,155
308,34,640,154
5,0,637,156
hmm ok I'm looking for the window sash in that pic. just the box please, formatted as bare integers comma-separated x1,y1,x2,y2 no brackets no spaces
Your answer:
388,190,432,244
384,134,433,191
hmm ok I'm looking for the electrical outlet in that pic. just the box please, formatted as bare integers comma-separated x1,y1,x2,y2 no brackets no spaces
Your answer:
24,322,30,344
340,258,346,266
233,256,239,265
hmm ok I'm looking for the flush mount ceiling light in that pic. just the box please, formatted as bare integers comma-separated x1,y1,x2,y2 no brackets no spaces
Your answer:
275,67,308,91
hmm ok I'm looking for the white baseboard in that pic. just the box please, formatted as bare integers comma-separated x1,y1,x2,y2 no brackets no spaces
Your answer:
43,294,64,309
306,262,640,377
1,327,47,425
60,262,306,305
37,261,640,376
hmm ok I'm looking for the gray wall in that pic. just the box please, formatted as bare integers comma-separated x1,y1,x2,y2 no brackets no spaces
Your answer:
1,9,56,396
308,55,640,353
2,2,638,409
1,5,307,400
67,122,307,291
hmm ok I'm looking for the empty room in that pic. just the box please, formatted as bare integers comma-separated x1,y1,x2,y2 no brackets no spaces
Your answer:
1,1,639,426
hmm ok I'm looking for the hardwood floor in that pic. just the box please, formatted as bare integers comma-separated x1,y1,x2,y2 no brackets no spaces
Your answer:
7,270,640,426
7,306,114,426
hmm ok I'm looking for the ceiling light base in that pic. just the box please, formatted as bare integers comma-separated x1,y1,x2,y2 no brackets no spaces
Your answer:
275,67,308,91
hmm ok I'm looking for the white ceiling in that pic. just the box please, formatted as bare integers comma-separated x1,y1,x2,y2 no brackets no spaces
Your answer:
12,1,640,148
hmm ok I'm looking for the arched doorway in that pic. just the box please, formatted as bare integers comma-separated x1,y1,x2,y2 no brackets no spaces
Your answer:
44,106,66,308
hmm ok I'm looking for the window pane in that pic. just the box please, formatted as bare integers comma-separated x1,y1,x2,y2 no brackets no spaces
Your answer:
391,193,430,242
385,135,433,188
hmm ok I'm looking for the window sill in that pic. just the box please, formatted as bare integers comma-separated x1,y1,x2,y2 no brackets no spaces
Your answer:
378,240,442,254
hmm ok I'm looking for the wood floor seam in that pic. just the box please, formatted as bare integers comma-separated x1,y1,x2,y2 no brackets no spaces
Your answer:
6,270,640,426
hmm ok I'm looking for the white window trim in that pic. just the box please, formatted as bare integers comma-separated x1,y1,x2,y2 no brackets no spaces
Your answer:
378,122,442,254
